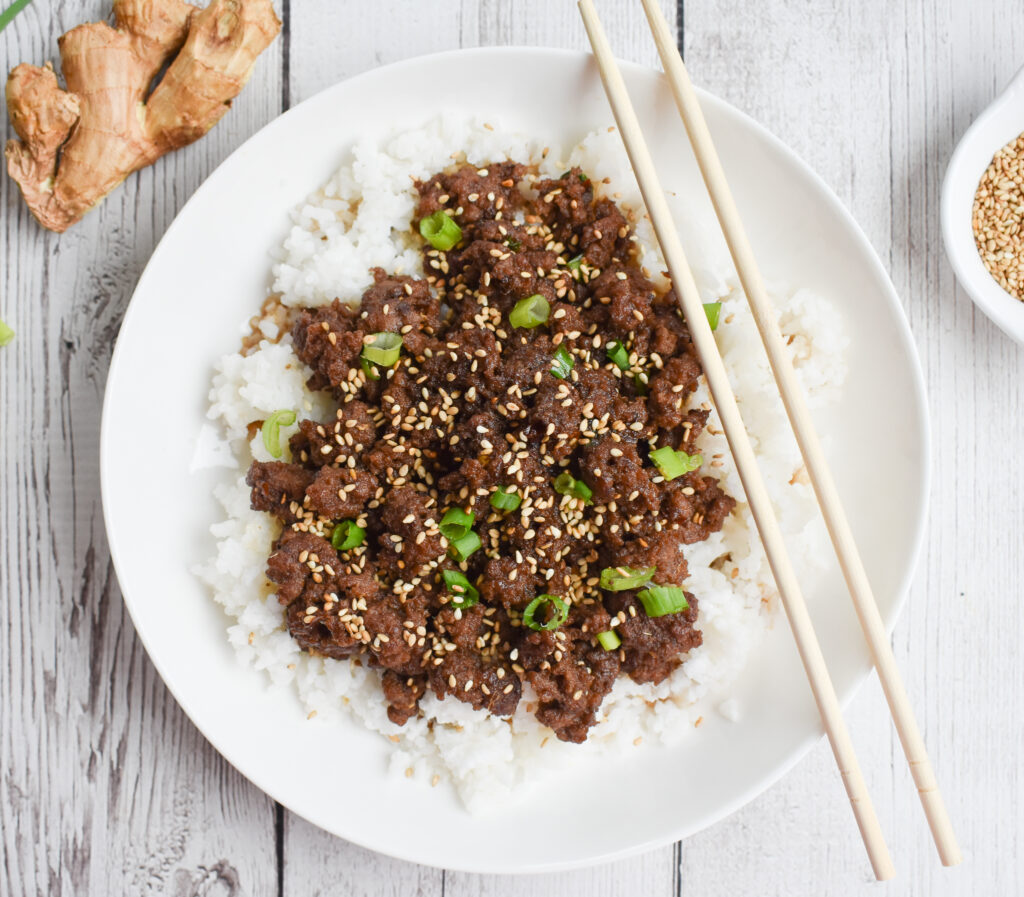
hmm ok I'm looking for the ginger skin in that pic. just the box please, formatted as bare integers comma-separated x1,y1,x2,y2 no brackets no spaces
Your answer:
5,0,280,232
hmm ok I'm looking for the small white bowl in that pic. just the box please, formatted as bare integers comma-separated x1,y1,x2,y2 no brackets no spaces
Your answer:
942,64,1024,345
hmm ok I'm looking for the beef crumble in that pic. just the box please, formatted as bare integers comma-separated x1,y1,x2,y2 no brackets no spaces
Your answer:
247,161,735,743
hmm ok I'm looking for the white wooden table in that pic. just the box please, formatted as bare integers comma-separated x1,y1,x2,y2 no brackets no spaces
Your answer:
2,1,1021,894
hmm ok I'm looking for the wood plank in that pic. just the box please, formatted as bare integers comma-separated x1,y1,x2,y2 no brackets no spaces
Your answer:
1,1,285,893
680,0,1023,893
281,2,678,895
444,854,675,897
282,815,442,897
678,4,898,891
282,6,459,895
888,0,1024,891
286,0,675,106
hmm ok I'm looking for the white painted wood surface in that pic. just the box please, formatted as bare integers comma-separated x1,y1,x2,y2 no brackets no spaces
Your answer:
2,0,1020,894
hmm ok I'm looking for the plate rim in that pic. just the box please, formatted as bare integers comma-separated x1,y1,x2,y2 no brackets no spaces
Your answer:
100,45,932,873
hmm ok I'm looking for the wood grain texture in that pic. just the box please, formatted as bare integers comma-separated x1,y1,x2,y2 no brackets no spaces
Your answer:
679,1,1024,894
283,2,679,894
3,1,1021,895
2,2,284,895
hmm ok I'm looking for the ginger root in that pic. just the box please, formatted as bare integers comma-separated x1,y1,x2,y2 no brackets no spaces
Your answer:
4,0,280,232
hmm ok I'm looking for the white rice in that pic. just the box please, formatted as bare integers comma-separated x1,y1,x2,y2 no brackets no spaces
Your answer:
197,117,847,813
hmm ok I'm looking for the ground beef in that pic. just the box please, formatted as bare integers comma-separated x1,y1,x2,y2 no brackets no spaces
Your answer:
533,168,593,241
377,485,446,572
247,158,735,740
660,474,737,544
304,466,376,519
606,592,702,684
381,671,427,726
415,161,526,224
286,598,360,660
291,303,366,391
289,402,380,468
612,530,691,587
247,461,314,522
529,642,620,742
579,198,630,269
362,592,430,674
519,600,619,742
580,438,659,512
428,648,522,717
265,530,338,606
478,556,540,611
358,268,441,355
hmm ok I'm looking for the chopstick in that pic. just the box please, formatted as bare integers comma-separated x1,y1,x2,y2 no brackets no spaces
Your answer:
638,0,962,868
576,0,895,881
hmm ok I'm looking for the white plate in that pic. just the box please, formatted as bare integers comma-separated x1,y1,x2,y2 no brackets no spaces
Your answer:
942,63,1024,346
101,48,929,873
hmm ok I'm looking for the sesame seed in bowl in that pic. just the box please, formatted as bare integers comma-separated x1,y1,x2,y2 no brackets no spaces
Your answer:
942,63,1024,346
972,133,1024,301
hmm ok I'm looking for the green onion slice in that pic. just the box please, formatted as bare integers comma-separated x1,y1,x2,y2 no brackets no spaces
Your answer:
0,0,33,34
490,486,522,512
637,585,690,617
0,318,14,347
649,446,702,481
522,594,570,631
448,530,481,563
261,409,296,459
331,520,366,551
360,356,381,381
362,332,403,368
566,254,584,271
703,301,722,331
439,507,475,541
442,569,480,609
419,210,463,251
553,471,593,504
506,237,522,252
607,340,630,370
509,293,550,329
599,565,656,591
597,630,621,650
550,345,574,380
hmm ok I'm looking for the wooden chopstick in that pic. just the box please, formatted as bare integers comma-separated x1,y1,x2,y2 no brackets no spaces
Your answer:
576,0,895,881
638,0,962,868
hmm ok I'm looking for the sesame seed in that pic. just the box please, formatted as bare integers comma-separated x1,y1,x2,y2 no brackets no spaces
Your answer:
973,132,1024,301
